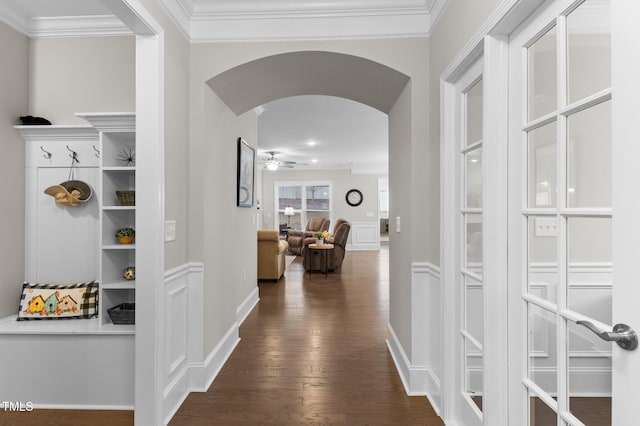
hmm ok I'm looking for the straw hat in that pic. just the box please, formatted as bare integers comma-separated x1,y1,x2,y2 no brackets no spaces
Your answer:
44,180,92,207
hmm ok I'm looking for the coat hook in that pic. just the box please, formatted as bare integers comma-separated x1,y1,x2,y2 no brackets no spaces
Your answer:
92,145,100,158
40,146,52,159
66,145,80,164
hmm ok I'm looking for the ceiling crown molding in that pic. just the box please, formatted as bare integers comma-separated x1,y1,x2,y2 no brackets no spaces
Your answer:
28,15,131,38
160,0,447,42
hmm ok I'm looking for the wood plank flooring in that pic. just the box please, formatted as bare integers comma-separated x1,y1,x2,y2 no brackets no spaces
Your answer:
170,246,444,425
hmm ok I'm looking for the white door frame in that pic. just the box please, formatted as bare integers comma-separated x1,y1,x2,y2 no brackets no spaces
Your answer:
100,1,166,424
441,1,547,425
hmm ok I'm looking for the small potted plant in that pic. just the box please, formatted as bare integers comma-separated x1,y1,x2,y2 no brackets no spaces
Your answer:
116,227,135,244
313,230,330,246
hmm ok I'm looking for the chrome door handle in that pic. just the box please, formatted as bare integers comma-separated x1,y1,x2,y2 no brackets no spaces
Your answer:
577,321,638,351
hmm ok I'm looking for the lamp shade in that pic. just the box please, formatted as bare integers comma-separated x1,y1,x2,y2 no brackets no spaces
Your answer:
284,206,294,216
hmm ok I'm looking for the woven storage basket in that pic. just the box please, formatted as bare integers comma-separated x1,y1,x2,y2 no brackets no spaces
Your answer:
107,303,135,325
116,190,135,206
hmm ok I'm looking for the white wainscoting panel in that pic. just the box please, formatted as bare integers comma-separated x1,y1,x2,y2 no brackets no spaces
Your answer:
347,221,380,250
386,262,442,416
162,263,258,425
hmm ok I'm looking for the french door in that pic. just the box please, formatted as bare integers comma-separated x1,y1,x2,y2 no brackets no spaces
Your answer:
507,0,639,424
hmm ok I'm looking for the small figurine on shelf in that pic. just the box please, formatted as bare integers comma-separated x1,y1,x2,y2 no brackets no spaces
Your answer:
123,266,135,281
116,228,135,244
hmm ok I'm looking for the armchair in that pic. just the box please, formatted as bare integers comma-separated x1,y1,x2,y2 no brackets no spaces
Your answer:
302,219,351,272
257,230,289,281
286,217,330,255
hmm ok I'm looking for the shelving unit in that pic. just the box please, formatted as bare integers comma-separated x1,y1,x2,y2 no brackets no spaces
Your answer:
78,113,136,327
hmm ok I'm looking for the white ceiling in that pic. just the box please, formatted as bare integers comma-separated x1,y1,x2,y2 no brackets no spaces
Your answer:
0,0,435,174
257,96,388,173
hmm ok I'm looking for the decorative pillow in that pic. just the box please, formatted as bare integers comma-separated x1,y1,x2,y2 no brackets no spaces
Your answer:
17,281,99,321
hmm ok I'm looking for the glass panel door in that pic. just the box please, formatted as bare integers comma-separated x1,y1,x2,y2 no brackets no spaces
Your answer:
509,1,613,424
456,60,484,426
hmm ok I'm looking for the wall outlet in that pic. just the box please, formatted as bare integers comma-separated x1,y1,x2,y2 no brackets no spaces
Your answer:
165,220,176,242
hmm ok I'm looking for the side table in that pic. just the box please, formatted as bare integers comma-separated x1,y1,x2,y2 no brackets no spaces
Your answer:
308,243,335,278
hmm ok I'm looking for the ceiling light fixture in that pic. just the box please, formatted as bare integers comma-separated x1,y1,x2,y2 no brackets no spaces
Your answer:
311,159,318,163
266,159,279,171
307,140,316,146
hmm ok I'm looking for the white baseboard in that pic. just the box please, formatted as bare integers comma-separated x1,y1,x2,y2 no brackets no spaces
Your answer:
162,263,256,425
386,324,442,416
236,286,259,325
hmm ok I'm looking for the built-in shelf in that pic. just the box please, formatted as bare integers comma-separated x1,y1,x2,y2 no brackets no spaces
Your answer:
103,244,136,250
0,315,135,335
102,281,136,290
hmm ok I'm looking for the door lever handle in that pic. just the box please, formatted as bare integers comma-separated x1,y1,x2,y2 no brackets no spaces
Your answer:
577,321,638,351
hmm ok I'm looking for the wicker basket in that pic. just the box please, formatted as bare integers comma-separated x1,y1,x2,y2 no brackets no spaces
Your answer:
116,190,135,206
107,303,135,325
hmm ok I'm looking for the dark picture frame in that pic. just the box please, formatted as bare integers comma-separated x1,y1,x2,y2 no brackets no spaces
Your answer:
237,137,255,207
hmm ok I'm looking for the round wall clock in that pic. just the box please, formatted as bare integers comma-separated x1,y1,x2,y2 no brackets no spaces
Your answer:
346,189,363,207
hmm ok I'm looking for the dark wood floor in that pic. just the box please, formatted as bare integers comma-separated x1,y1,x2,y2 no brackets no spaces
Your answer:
170,247,443,425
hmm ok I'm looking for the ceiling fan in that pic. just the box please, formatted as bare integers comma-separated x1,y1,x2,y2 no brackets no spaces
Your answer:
261,151,299,171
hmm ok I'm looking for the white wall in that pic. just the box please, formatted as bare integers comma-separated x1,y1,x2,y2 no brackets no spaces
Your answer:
0,22,28,317
29,36,135,126
260,168,384,240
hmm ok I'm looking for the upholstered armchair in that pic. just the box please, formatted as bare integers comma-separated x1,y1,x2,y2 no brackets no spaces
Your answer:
257,230,289,281
286,217,330,255
302,219,351,272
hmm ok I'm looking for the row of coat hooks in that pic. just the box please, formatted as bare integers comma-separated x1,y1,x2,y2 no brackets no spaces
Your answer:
40,145,100,161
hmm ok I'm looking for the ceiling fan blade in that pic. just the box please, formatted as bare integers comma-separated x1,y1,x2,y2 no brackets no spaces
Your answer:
280,160,296,164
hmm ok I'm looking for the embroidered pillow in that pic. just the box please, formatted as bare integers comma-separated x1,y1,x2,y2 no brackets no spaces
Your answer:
17,281,99,321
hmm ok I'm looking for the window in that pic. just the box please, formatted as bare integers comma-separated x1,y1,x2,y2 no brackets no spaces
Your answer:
275,181,332,230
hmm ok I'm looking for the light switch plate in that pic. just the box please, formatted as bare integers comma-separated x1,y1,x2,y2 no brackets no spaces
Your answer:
395,216,401,233
165,220,176,242
534,217,556,237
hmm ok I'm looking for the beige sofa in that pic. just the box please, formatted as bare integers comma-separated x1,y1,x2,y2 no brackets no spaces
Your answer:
257,230,289,281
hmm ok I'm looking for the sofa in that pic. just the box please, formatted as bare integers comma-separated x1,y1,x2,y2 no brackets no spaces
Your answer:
286,217,330,255
302,219,351,272
257,230,289,280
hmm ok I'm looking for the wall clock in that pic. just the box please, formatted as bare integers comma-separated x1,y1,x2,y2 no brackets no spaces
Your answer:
346,189,363,207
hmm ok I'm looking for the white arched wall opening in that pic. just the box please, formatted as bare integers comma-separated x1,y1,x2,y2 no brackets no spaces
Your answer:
173,46,439,423
193,46,438,404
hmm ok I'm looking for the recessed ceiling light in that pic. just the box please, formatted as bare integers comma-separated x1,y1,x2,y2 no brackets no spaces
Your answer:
307,140,316,146
311,159,318,163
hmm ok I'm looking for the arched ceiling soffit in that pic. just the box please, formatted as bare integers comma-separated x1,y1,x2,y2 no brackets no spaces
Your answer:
206,51,410,115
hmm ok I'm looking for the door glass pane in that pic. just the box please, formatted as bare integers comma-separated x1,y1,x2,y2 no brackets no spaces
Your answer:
567,0,611,104
278,186,302,209
306,185,330,210
530,392,558,426
465,338,483,412
465,276,484,345
568,321,612,425
528,25,557,120
567,100,611,208
567,217,612,324
466,148,483,208
466,79,483,146
528,122,557,208
465,214,483,275
528,216,557,303
528,303,557,395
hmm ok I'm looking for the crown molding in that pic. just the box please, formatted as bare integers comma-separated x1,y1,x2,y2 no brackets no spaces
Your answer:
28,15,131,38
159,0,445,42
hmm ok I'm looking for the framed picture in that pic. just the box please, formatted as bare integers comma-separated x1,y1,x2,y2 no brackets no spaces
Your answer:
237,137,255,207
